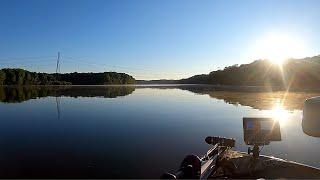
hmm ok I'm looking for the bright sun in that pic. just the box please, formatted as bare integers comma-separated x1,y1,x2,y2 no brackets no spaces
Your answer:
252,33,307,65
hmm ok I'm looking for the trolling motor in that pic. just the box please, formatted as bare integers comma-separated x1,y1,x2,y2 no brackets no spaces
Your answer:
243,118,281,160
302,97,320,138
161,136,235,179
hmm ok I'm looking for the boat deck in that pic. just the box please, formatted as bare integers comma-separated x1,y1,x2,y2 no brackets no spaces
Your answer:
211,150,320,179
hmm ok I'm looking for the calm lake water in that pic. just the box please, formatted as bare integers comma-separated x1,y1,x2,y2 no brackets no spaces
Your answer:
0,85,320,178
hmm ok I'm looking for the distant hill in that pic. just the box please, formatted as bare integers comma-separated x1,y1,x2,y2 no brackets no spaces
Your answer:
0,68,135,85
180,55,320,90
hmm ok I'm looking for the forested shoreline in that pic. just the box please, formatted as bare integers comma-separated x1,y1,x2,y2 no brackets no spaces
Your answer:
3,55,320,89
0,68,135,85
179,55,320,89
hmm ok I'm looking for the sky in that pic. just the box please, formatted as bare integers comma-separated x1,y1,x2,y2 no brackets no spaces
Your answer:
0,0,320,80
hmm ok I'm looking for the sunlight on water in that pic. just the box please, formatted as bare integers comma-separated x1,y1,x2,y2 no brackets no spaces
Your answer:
269,99,291,126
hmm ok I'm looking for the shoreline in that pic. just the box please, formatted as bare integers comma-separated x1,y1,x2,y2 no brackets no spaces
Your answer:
1,84,320,92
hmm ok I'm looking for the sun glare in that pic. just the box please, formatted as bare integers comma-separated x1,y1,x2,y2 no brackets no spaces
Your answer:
252,33,307,65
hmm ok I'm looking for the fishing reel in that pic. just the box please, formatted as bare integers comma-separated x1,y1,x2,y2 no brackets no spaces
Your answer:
205,136,235,147
161,136,235,179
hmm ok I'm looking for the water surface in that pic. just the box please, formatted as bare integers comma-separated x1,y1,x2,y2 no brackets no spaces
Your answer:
0,85,320,178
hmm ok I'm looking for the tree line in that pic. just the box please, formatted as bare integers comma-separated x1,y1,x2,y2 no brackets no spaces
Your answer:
58,72,135,85
0,68,135,85
180,55,320,90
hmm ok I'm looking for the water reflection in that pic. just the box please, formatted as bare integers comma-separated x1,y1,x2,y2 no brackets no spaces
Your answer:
0,85,320,178
2,85,320,111
192,90,320,111
0,86,135,103
142,85,320,111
